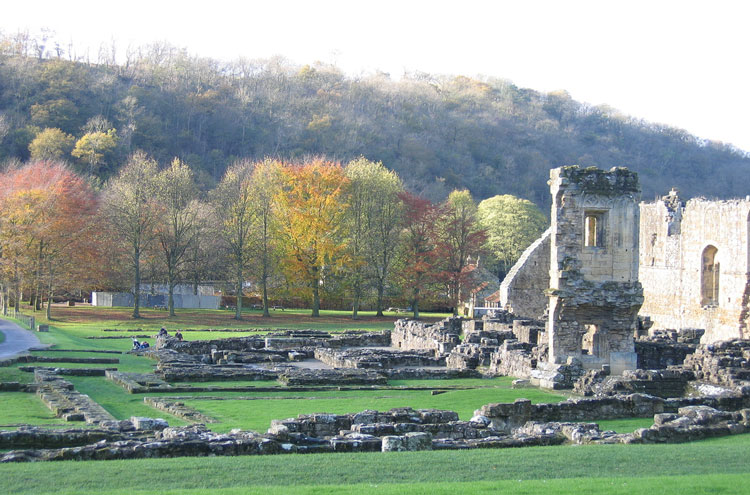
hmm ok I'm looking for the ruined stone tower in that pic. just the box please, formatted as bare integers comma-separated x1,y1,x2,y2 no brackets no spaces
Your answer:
547,166,643,374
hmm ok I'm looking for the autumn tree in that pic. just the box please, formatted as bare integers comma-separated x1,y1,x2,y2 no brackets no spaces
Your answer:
212,159,256,319
396,192,440,319
28,128,74,161
71,128,118,174
154,158,200,317
249,159,282,317
276,160,349,316
477,194,548,280
0,161,99,319
344,157,404,318
102,151,158,318
434,189,487,316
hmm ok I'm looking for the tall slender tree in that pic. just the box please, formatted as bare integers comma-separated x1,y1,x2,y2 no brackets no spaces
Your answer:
397,192,440,319
103,151,158,318
154,158,199,317
212,160,255,320
477,194,548,281
434,189,487,316
276,159,349,317
249,159,282,317
344,158,404,318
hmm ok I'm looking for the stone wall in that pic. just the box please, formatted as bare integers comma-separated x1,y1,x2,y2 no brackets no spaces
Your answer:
639,192,750,343
635,340,696,369
3,397,749,462
684,339,750,388
314,348,444,369
476,392,750,433
499,228,551,319
391,318,461,354
34,370,116,424
547,166,642,374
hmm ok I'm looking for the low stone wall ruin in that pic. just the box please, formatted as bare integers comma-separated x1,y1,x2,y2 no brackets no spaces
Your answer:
34,370,116,424
4,397,749,462
314,347,444,369
391,318,461,354
635,340,696,369
477,391,749,434
684,339,750,388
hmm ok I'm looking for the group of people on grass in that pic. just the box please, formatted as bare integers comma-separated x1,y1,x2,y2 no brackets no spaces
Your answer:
132,327,183,350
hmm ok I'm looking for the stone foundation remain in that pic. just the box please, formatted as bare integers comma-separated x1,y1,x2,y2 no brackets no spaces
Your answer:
4,397,749,462
391,318,461,354
34,370,116,424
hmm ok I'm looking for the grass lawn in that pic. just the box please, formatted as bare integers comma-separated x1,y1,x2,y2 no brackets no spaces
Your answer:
1,434,749,494
3,310,748,494
27,304,449,335
0,392,70,427
597,417,655,433
176,385,566,433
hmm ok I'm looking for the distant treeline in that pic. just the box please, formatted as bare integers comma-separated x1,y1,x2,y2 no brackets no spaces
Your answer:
1,32,749,208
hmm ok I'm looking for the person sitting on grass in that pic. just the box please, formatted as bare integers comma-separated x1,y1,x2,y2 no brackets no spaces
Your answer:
139,341,149,349
132,337,140,350
175,331,183,341
158,327,168,338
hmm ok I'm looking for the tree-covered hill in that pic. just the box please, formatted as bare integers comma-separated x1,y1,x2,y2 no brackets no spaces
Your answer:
1,37,748,208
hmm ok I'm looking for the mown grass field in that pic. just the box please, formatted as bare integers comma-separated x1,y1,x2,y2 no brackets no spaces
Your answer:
1,434,749,494
1,307,748,494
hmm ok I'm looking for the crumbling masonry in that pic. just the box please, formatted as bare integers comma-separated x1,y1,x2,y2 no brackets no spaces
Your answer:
546,166,643,374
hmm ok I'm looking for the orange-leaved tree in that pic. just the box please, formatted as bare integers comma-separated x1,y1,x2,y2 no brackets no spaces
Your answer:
395,192,441,319
0,161,99,319
275,159,350,316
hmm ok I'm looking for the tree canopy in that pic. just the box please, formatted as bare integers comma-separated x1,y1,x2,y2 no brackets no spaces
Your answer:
1,34,749,209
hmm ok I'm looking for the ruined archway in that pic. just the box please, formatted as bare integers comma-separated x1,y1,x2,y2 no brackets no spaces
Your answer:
701,245,719,306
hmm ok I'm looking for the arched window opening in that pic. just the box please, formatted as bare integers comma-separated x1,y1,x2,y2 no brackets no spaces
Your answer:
701,245,719,306
584,211,606,247
585,215,598,246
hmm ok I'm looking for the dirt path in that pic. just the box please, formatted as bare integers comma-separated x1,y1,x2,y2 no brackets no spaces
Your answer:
0,318,44,360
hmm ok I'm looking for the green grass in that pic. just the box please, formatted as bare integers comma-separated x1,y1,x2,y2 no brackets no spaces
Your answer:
179,386,566,433
1,435,749,494
5,311,748,494
597,417,655,433
65,376,187,425
30,305,450,336
388,377,515,388
0,392,70,427
0,330,5,344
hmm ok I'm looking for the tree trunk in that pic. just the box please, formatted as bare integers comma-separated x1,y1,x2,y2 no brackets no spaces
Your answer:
14,261,21,314
46,263,54,321
452,279,460,316
311,266,320,317
168,283,175,317
132,247,141,318
352,294,360,320
168,259,176,317
375,279,385,317
234,268,243,320
412,286,420,320
46,287,53,321
351,281,360,320
261,272,270,318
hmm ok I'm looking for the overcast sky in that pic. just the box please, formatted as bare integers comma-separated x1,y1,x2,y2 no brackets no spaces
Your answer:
3,0,749,152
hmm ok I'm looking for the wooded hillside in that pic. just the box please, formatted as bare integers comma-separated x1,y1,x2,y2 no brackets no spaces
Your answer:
1,35,748,208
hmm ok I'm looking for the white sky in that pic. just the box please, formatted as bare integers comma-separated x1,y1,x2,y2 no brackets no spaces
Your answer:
3,0,750,152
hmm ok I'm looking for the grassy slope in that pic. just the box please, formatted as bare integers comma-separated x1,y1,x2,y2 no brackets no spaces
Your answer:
2,435,749,494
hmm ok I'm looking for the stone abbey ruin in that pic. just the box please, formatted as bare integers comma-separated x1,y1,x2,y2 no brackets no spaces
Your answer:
2,165,750,462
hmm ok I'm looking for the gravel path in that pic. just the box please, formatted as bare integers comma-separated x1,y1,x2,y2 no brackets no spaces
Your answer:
0,318,44,360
